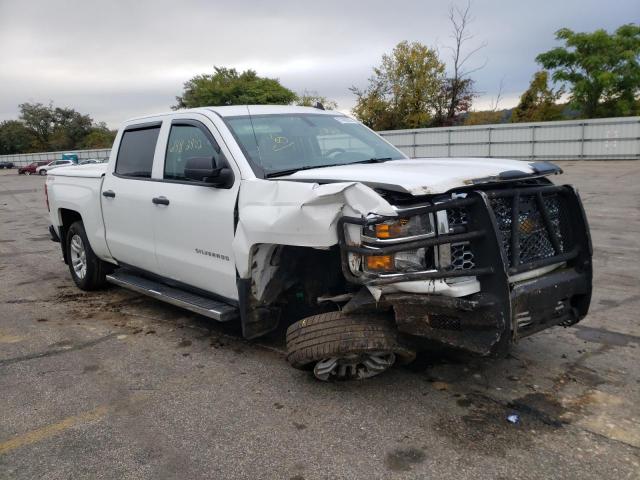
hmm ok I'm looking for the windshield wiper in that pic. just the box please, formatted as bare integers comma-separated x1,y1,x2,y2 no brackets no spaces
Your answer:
350,157,392,164
265,157,394,178
266,164,340,178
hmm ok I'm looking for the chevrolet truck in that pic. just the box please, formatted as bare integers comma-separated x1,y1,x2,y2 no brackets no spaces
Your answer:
45,105,593,381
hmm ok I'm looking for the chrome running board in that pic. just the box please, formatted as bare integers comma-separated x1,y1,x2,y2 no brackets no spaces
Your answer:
106,270,238,322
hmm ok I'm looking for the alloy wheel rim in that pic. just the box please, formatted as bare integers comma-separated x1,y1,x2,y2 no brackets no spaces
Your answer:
70,234,87,280
313,352,396,381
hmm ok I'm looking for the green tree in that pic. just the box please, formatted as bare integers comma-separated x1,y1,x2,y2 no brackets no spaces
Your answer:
350,41,446,130
174,67,297,109
511,71,563,122
0,120,38,154
51,106,93,150
464,110,504,126
18,102,94,150
536,24,640,118
18,102,55,149
80,123,117,149
433,77,475,126
295,90,338,110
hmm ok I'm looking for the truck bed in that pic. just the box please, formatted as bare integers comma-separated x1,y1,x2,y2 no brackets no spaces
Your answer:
46,165,113,262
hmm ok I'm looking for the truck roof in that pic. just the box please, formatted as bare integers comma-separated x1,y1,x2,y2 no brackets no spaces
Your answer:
124,105,340,124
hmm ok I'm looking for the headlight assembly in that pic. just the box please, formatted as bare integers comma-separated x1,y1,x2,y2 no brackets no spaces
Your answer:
361,213,435,275
362,214,434,242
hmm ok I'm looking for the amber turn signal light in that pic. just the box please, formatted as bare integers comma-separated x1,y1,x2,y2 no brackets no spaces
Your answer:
375,219,408,239
365,254,394,271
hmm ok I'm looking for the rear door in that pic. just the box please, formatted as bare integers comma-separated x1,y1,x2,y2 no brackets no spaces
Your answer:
101,122,162,274
151,116,240,301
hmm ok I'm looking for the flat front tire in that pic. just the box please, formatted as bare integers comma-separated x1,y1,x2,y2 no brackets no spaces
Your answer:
286,311,415,381
66,221,108,290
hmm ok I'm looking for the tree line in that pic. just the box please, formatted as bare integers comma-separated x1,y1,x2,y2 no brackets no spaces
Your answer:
174,19,639,131
1,16,638,155
0,103,116,155
352,23,639,130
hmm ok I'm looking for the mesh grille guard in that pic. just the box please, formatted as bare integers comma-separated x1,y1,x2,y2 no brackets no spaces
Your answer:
337,183,592,355
337,184,589,285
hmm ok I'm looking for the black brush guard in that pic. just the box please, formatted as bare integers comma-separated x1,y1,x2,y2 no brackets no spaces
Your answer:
337,184,593,355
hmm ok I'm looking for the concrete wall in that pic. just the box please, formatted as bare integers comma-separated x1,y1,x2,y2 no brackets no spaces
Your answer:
0,148,111,167
379,116,640,160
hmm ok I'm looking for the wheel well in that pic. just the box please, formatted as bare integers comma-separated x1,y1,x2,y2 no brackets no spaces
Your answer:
58,209,83,264
238,244,351,339
60,209,82,229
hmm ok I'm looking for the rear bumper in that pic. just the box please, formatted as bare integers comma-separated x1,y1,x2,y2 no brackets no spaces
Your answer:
387,267,590,355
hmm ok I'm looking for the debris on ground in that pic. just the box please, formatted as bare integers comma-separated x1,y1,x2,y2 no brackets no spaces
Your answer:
507,414,520,424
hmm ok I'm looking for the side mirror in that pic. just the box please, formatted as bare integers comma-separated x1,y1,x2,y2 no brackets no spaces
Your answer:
184,157,234,188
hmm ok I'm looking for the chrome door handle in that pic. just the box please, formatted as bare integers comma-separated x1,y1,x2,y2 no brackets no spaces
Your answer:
152,196,170,206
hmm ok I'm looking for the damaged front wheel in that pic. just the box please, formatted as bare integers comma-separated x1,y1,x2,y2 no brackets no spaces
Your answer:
286,311,415,381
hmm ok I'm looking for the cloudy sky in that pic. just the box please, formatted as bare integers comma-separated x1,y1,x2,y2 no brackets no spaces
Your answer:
0,0,636,127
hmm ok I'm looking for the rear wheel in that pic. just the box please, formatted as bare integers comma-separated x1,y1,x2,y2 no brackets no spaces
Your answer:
39,169,46,175
66,221,108,290
286,311,415,381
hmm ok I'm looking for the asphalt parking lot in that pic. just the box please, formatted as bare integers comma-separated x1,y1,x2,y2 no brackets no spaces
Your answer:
0,162,639,479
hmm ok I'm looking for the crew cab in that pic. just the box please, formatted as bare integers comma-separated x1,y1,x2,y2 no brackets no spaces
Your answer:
45,105,592,381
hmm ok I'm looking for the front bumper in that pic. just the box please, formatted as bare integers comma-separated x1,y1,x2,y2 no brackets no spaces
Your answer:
338,184,593,355
386,266,590,354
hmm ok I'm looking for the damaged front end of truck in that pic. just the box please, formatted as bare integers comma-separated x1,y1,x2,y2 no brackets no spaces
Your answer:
338,180,593,357
234,161,593,380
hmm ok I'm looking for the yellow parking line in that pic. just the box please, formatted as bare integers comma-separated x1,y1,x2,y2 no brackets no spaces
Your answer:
0,405,109,455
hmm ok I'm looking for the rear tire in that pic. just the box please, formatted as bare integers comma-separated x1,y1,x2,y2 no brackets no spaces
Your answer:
286,311,415,381
39,169,46,175
66,221,108,291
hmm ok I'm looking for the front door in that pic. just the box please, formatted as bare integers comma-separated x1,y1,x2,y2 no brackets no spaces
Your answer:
152,118,240,301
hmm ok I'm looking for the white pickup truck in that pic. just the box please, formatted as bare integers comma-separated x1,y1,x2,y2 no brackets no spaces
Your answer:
46,105,593,380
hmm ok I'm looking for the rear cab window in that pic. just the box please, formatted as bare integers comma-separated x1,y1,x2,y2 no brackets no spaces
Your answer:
115,125,161,178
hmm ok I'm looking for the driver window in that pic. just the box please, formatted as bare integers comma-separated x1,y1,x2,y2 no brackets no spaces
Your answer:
165,124,219,181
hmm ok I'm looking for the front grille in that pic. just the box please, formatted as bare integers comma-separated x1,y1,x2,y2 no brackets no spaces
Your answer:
490,193,566,268
447,207,468,228
446,207,476,271
450,242,475,270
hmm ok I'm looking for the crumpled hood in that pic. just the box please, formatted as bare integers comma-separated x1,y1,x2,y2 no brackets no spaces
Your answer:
280,157,561,196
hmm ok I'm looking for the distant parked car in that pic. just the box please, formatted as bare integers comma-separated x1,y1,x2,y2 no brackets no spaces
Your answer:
35,160,74,175
0,161,15,169
18,161,49,175
80,159,100,165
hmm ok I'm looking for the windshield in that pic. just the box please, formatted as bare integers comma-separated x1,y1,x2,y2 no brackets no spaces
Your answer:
224,113,405,177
